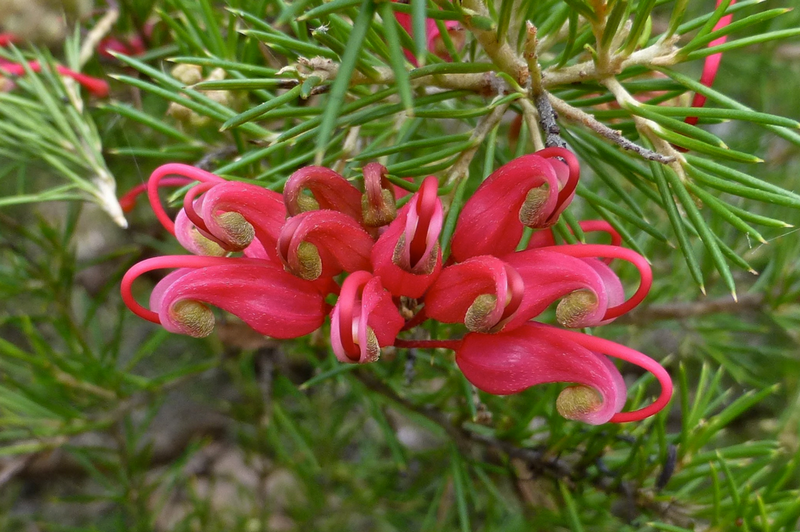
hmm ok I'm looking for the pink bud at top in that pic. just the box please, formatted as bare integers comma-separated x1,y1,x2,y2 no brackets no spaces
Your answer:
361,163,397,227
456,322,628,425
424,255,524,333
331,271,405,364
371,176,443,298
284,166,363,222
122,256,326,339
277,210,374,281
451,149,580,262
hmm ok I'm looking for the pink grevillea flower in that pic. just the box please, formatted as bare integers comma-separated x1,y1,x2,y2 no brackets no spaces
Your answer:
425,243,649,332
0,60,109,97
145,164,286,261
685,0,736,126
277,210,374,280
0,34,18,47
455,322,673,425
331,271,405,363
450,147,580,262
392,3,463,64
121,256,326,339
371,175,443,298
283,166,363,222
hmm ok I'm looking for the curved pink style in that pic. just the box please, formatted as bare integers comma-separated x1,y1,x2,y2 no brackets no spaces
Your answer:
121,255,325,339
283,166,363,222
330,271,405,364
498,248,619,330
120,177,193,213
550,327,673,423
451,149,579,262
527,220,622,265
534,244,652,320
371,176,443,297
147,164,226,235
277,210,374,280
456,322,628,425
686,0,736,126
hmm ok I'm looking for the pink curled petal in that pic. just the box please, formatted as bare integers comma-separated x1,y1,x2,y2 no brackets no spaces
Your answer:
424,256,508,327
284,166,363,221
451,154,560,262
371,176,443,297
456,322,626,425
243,238,270,260
401,177,444,273
363,276,405,347
150,269,193,312
501,249,609,330
200,181,286,259
580,258,625,326
278,210,374,279
330,272,403,364
174,203,230,257
158,263,325,339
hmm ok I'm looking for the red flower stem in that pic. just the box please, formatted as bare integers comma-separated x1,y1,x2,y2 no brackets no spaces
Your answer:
147,164,225,235
540,244,652,319
120,255,265,324
553,328,673,423
119,178,192,213
394,338,462,350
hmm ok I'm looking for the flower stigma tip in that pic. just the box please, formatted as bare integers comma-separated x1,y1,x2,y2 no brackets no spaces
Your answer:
556,290,599,328
170,300,215,338
519,184,551,227
296,241,323,280
465,294,499,333
556,385,603,422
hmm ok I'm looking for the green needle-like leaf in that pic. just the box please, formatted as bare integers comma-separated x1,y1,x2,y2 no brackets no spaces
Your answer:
315,0,375,162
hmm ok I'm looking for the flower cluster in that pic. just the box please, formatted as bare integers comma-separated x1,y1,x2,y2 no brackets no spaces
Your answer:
121,150,672,425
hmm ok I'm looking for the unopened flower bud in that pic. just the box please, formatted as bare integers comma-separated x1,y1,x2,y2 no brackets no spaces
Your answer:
556,385,603,422
464,294,498,333
188,227,227,256
362,188,396,227
170,300,215,338
171,64,203,85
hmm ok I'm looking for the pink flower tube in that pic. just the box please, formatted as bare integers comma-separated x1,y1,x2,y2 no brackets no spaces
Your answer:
330,271,405,364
